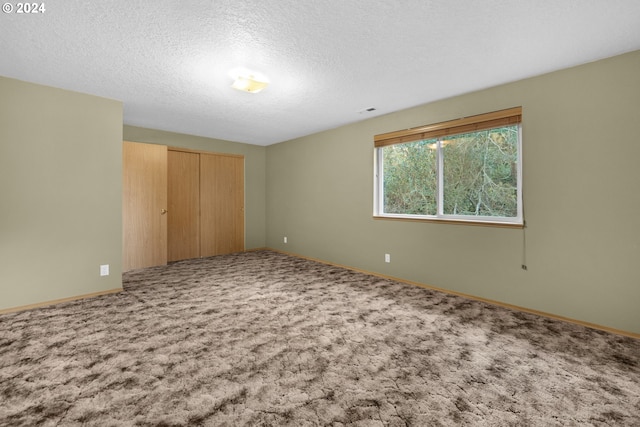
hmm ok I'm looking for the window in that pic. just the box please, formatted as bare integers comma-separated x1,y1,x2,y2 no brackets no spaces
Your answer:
374,107,523,227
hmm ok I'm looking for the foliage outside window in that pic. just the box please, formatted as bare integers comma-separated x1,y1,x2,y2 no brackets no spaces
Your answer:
374,108,523,227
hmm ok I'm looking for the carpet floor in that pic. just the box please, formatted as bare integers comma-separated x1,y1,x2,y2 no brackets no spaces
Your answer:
0,250,638,426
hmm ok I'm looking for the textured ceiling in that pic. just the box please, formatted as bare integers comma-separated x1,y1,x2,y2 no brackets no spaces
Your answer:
2,1,640,146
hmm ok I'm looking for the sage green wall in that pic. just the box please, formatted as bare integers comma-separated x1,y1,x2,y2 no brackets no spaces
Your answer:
122,126,267,250
266,50,640,334
0,76,123,310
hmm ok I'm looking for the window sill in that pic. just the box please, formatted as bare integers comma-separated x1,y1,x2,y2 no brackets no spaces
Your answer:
373,215,524,229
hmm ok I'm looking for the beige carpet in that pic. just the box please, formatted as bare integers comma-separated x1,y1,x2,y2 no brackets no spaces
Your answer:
0,250,638,426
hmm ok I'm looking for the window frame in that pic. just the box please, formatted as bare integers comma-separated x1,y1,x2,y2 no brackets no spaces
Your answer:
373,107,523,228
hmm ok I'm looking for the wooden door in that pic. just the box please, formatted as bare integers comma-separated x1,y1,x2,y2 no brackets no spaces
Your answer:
167,150,200,262
200,153,244,257
122,141,168,271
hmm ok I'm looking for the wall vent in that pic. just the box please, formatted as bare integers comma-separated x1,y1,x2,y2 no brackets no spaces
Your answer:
357,107,377,114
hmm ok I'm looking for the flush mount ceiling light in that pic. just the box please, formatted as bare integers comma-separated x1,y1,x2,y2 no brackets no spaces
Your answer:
229,68,269,94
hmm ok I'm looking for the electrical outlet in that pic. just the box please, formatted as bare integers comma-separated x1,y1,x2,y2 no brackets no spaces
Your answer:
284,236,288,243
385,253,391,263
100,264,109,276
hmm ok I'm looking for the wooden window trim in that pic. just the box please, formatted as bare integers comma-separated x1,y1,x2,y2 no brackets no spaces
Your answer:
374,107,522,148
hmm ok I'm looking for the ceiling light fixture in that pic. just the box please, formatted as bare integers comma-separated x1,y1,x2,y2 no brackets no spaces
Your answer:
229,68,269,94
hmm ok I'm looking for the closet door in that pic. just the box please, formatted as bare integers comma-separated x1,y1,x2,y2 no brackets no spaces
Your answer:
200,153,244,257
167,150,200,262
122,141,168,271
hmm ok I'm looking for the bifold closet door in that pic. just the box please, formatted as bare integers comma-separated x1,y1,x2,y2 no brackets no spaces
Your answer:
200,153,244,257
167,150,200,262
122,141,168,271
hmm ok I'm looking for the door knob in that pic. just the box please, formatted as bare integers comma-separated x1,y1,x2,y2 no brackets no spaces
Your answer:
161,209,168,215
